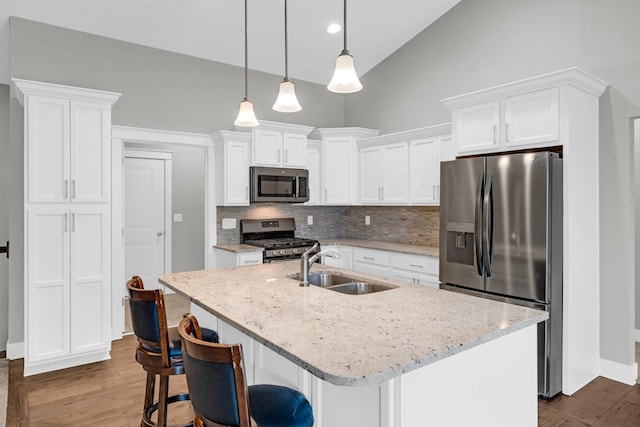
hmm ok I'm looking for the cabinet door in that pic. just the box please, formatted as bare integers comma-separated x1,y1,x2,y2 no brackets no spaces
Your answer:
438,134,455,162
27,96,70,203
255,342,304,392
381,142,408,203
323,138,355,205
283,133,307,167
27,207,71,362
252,129,283,166
70,206,110,354
226,141,250,205
312,378,381,427
305,144,321,205
453,101,500,155
409,138,439,204
70,101,110,202
359,146,382,203
504,88,559,148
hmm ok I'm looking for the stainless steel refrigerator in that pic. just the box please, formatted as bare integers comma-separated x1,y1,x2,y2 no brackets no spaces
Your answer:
439,151,562,399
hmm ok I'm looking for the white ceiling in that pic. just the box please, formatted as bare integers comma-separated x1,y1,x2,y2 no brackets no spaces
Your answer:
1,0,462,86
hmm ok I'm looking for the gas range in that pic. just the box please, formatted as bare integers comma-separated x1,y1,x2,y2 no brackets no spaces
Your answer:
241,218,319,263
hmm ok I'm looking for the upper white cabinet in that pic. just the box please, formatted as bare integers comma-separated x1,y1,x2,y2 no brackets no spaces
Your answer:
450,89,559,155
212,131,251,206
359,142,409,204
15,81,117,204
310,127,380,205
13,78,120,376
250,121,314,168
442,70,607,156
356,123,452,206
305,140,322,205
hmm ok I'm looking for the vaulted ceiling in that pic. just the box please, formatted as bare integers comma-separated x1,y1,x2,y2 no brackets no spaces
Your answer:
1,0,462,85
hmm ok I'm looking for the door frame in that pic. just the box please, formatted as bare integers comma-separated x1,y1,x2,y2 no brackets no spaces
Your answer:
111,126,214,340
123,149,173,291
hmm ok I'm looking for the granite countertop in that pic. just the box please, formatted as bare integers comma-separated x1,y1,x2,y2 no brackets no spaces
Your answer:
320,238,439,257
214,239,438,257
213,243,264,253
159,261,546,387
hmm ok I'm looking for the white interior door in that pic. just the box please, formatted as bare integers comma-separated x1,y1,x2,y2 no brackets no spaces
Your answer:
124,151,172,292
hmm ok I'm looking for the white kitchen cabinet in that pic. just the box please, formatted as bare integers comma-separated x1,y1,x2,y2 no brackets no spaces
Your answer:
255,342,311,397
214,247,263,268
389,253,439,288
447,87,559,155
26,205,111,373
23,92,112,204
305,140,322,205
14,79,119,376
218,319,255,385
310,127,380,205
360,142,409,204
352,248,390,278
409,133,453,205
250,121,314,168
212,131,251,206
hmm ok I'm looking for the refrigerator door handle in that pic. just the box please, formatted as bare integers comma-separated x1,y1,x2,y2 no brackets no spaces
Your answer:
474,173,484,276
483,173,494,277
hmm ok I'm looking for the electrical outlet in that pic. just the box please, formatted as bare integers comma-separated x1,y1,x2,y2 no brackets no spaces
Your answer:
222,218,237,229
365,215,371,226
307,215,313,225
472,373,491,400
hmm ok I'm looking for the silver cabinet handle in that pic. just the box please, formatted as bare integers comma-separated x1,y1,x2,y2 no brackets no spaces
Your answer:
71,179,76,200
244,259,260,265
381,187,384,200
245,186,249,200
409,264,424,268
325,188,328,201
71,213,75,232
505,123,510,143
433,185,436,199
285,149,288,164
64,213,68,232
363,256,375,260
493,125,497,144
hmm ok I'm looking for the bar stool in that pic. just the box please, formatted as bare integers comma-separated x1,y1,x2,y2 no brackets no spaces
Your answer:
127,276,218,427
178,314,315,427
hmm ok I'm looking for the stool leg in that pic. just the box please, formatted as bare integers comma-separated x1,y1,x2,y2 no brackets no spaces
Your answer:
142,372,155,427
158,375,170,427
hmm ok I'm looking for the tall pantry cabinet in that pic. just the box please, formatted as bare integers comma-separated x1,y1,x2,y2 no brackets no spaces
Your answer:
13,79,120,376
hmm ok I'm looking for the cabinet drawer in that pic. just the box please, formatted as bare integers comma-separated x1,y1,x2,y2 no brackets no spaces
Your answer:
237,251,263,266
390,254,438,274
352,248,389,266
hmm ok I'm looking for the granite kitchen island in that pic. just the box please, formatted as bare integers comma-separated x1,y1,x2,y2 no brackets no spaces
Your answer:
160,261,547,427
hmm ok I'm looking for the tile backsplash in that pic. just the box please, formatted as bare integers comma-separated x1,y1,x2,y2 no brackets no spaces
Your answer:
217,205,439,247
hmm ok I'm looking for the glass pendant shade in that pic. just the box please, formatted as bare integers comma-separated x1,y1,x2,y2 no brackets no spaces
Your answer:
273,79,301,112
327,51,362,93
234,98,259,127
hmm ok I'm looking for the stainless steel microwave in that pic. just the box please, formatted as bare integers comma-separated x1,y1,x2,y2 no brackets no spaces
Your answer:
250,166,309,203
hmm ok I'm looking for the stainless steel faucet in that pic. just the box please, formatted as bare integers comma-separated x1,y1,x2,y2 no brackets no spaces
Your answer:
300,243,340,287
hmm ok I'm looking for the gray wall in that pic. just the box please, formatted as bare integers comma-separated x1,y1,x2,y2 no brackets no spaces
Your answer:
347,0,640,367
0,84,9,351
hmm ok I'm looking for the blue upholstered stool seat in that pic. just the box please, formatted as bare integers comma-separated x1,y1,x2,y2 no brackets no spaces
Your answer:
248,384,314,427
141,326,219,357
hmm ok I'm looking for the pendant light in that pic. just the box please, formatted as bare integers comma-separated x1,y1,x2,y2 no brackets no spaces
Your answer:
273,0,302,112
327,0,362,93
234,0,259,127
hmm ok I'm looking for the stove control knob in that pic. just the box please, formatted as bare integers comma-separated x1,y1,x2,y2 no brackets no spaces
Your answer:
293,248,300,254
275,250,282,256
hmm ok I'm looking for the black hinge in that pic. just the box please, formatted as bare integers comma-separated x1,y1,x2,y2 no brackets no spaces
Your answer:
0,241,8,259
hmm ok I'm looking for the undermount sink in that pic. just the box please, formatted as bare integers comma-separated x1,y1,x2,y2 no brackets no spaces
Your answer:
288,271,396,295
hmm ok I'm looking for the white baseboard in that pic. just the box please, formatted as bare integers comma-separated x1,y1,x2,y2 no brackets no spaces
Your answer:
6,341,24,360
635,329,640,342
600,357,638,386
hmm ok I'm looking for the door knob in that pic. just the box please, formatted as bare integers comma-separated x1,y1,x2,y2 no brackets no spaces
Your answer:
157,231,164,237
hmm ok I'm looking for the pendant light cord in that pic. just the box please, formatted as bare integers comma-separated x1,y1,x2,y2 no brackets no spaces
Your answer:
343,0,348,54
284,0,289,80
244,0,249,100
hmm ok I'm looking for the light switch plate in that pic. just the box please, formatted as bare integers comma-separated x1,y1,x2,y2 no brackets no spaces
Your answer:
222,218,237,229
173,213,183,223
